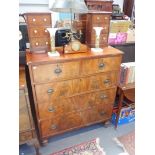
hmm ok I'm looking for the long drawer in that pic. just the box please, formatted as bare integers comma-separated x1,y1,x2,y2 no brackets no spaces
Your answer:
37,88,116,120
40,112,83,137
35,72,118,103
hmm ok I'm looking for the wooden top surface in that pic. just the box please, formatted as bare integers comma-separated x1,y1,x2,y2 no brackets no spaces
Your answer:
19,66,26,88
26,46,123,65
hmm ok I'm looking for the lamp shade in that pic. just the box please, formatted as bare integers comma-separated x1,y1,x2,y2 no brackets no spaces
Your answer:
50,0,88,13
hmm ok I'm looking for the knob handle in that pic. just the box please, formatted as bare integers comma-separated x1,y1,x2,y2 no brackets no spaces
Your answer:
47,88,54,94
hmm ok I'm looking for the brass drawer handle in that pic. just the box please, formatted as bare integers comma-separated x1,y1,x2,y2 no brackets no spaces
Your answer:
104,79,110,84
100,94,108,99
47,88,54,94
97,17,100,20
48,106,55,112
49,124,57,130
100,111,105,116
54,68,62,74
98,63,105,69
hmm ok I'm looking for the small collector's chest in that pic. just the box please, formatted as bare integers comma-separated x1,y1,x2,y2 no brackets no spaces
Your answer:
26,46,123,145
24,13,52,53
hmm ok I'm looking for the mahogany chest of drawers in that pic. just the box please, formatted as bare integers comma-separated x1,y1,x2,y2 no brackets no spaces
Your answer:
24,13,52,53
26,46,123,145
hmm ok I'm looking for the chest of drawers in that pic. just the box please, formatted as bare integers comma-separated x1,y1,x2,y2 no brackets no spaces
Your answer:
26,46,123,145
24,13,52,53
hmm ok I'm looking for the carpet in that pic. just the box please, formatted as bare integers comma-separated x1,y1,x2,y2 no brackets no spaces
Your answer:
114,130,135,155
49,138,106,155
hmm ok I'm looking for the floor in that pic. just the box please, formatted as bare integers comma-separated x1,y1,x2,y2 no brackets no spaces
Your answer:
19,121,135,155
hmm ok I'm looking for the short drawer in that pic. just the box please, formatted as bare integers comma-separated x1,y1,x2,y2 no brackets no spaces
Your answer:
81,56,121,75
92,15,110,24
40,112,83,137
26,14,51,26
32,61,80,83
28,27,50,38
30,37,50,49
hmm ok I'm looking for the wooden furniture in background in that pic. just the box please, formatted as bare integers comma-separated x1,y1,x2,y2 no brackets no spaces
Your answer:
19,66,40,154
85,11,111,48
115,83,135,128
85,0,113,12
123,0,134,18
24,13,52,53
26,46,123,145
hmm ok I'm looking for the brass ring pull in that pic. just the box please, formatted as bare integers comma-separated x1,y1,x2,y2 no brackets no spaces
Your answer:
100,111,105,116
98,63,105,69
49,124,57,130
104,79,110,84
47,88,54,94
48,106,55,112
100,94,108,99
54,68,62,74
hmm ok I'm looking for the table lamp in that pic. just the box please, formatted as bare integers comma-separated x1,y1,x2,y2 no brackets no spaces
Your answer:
49,0,88,53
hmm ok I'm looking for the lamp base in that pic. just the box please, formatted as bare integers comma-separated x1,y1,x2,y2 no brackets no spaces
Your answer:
91,48,103,53
47,51,60,57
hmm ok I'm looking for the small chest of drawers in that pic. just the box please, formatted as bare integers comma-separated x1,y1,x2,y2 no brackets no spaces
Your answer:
26,46,123,145
24,13,52,53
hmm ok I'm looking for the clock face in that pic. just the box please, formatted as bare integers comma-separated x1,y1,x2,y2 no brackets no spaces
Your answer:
71,40,81,51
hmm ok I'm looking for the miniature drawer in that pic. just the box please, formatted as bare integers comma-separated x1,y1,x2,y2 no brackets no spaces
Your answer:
40,112,83,137
91,33,108,44
92,15,110,24
81,56,121,75
32,61,80,83
30,37,50,49
28,27,50,38
26,13,51,26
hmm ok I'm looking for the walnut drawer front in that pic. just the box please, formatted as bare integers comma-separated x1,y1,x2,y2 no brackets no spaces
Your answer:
35,80,72,103
30,37,50,49
72,71,118,93
26,14,51,26
74,88,116,111
32,61,80,83
37,97,78,120
40,112,83,137
82,102,113,124
81,56,121,75
92,15,110,24
28,27,50,38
